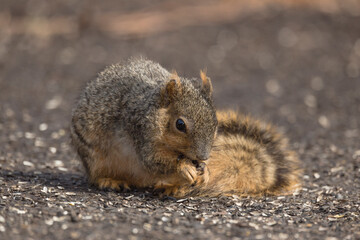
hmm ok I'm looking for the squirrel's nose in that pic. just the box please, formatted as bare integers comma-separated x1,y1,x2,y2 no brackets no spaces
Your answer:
196,153,209,161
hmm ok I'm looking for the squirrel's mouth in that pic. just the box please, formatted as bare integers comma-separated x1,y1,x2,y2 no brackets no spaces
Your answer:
177,153,186,162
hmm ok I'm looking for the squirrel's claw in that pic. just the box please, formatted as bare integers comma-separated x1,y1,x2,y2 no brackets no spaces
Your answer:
178,159,210,186
196,163,209,185
179,162,197,184
155,185,187,198
153,181,181,198
96,178,130,192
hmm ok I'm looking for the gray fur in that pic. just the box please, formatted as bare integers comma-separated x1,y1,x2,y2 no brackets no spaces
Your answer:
71,57,217,175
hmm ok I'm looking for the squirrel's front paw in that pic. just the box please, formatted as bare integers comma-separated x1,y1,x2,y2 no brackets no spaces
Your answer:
153,182,189,198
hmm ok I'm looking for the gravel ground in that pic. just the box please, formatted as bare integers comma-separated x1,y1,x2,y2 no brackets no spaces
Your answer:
1,1,360,239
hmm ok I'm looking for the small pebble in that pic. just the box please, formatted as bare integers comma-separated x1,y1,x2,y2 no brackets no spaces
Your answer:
311,77,324,91
314,173,320,179
53,160,64,167
46,96,62,110
65,192,76,196
39,123,48,131
25,132,36,139
266,79,282,96
318,116,330,128
23,161,35,167
304,94,317,108
49,147,57,154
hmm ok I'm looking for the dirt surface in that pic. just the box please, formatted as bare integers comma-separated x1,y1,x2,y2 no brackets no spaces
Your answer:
1,1,360,239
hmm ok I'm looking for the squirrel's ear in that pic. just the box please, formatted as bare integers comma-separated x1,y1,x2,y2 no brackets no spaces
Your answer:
200,70,213,97
161,72,182,106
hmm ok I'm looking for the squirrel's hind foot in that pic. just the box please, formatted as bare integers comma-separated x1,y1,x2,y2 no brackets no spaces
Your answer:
154,184,190,198
95,178,131,192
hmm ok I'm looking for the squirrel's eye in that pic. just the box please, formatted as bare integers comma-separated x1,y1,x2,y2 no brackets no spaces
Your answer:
176,119,186,133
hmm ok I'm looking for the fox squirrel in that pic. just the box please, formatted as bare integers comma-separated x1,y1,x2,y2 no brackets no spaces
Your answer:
70,58,300,198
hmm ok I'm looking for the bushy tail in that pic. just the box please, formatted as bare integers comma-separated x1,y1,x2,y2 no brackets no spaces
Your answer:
181,110,301,198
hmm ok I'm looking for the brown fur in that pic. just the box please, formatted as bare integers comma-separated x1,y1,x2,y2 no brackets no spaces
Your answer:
200,70,213,97
71,58,300,198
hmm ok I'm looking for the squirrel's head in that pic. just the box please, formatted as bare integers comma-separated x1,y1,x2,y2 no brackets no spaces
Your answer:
158,71,218,162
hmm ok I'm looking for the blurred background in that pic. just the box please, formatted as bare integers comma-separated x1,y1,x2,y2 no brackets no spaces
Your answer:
0,1,360,238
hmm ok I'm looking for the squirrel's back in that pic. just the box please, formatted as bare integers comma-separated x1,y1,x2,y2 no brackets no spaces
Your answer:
71,58,170,166
71,58,174,147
